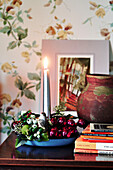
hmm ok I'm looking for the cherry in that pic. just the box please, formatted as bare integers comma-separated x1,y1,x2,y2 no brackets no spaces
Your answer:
62,129,68,138
67,119,75,126
49,127,58,138
58,129,62,138
50,117,57,126
58,117,67,126
77,119,87,128
67,131,72,138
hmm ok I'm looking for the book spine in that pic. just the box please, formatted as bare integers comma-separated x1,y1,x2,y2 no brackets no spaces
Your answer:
75,139,113,150
81,138,113,143
81,135,113,140
74,148,113,154
91,129,113,132
82,133,113,137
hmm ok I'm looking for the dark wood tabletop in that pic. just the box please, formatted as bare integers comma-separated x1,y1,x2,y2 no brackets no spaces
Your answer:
0,132,113,169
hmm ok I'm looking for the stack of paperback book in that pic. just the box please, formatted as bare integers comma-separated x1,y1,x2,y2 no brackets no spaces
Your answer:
74,123,113,154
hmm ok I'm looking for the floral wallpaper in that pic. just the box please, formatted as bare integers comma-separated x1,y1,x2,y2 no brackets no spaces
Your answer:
0,0,113,143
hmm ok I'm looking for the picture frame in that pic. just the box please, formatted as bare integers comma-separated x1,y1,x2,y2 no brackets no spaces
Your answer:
41,39,109,116
57,54,94,114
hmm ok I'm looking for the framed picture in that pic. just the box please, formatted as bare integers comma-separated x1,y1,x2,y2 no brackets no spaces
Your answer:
57,54,94,113
41,40,109,115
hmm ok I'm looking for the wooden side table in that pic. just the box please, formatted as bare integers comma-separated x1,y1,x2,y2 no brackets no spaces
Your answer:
0,132,113,169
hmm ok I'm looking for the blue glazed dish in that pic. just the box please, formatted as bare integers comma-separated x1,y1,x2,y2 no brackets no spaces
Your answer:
25,137,76,147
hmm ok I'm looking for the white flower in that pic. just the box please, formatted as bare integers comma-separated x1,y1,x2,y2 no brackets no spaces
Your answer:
33,119,37,124
27,118,32,124
30,115,35,119
37,131,40,139
32,124,37,129
34,133,37,137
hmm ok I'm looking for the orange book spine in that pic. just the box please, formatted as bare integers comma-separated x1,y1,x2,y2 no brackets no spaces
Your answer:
81,135,113,140
75,136,113,150
74,148,113,154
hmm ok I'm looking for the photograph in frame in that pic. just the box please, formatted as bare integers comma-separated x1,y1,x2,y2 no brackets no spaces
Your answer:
57,54,94,113
41,40,109,115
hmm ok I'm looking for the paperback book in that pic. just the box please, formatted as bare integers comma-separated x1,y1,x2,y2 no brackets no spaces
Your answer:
90,123,113,132
74,123,113,154
75,136,113,151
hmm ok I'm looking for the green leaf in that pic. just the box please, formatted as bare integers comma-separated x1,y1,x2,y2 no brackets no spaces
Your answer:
83,17,92,25
17,28,28,40
7,115,13,120
110,23,113,27
3,20,7,25
21,125,30,135
27,73,41,81
7,41,17,50
33,50,42,56
97,5,101,8
24,89,35,100
3,120,6,125
27,85,35,90
41,132,49,141
0,113,5,119
0,11,3,18
24,44,31,48
0,26,10,33
18,16,23,23
0,126,10,133
23,82,29,89
15,77,24,90
7,129,11,136
32,40,36,46
7,30,11,36
36,82,41,91
15,138,26,148
17,10,22,16
7,15,14,20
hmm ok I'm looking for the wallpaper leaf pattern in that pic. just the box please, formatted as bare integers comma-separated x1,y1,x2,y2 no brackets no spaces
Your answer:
0,0,73,136
0,0,113,139
83,1,113,40
0,0,41,135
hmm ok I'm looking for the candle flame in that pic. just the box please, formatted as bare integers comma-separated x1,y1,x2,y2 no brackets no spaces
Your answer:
44,57,48,69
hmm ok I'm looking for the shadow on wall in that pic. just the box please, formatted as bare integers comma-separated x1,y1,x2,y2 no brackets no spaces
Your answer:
109,41,113,75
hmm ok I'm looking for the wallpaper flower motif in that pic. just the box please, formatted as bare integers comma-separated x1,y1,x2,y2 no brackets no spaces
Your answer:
0,0,41,135
46,16,74,39
83,1,113,40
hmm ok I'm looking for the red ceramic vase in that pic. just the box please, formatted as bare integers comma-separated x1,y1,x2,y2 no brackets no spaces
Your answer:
77,74,113,123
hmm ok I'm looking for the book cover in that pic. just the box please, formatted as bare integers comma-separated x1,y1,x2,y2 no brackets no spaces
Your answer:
82,124,113,135
80,137,113,143
75,136,113,150
90,123,113,132
74,148,113,154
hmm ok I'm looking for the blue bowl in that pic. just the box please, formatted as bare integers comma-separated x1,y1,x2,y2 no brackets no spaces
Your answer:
25,137,76,147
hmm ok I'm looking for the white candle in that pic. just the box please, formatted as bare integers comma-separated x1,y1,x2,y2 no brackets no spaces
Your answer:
43,57,51,119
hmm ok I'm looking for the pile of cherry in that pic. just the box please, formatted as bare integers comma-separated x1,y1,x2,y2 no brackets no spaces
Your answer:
48,116,87,139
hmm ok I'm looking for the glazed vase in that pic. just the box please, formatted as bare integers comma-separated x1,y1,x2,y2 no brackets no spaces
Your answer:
77,74,113,123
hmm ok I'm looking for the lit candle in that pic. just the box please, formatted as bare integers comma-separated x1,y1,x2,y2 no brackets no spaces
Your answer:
43,57,51,119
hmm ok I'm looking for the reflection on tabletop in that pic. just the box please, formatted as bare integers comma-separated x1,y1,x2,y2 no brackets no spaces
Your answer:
13,144,75,159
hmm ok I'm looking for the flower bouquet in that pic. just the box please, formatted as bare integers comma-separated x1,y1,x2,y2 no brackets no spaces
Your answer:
12,109,87,148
